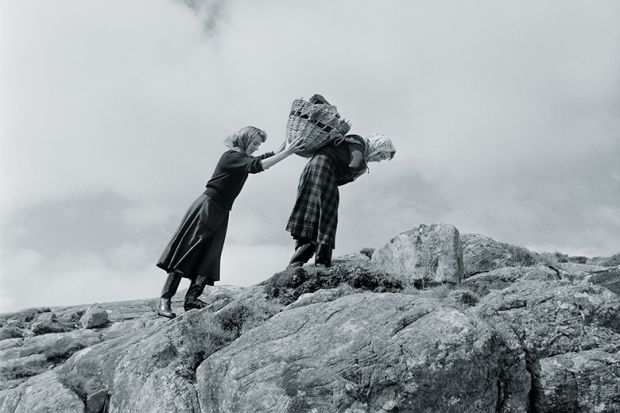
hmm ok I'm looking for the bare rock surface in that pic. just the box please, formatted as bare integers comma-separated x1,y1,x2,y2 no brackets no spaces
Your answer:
0,371,84,413
557,263,620,294
473,279,620,412
0,327,24,341
474,280,620,360
0,229,618,412
80,304,109,329
461,233,539,278
588,253,620,267
462,265,559,296
372,224,464,284
196,293,528,413
531,348,620,413
0,329,103,389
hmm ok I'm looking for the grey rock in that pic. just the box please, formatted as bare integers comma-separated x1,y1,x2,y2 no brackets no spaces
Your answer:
0,371,84,412
472,279,620,412
287,286,356,309
445,289,479,306
58,310,85,323
86,389,108,413
557,262,607,278
57,310,234,413
98,318,168,341
588,253,620,267
0,378,26,392
0,338,23,352
587,266,620,295
80,304,109,329
30,320,72,335
0,326,25,341
531,348,620,413
196,293,528,413
461,233,539,278
0,329,102,389
473,280,620,362
35,312,57,323
0,231,618,412
0,308,51,325
332,251,371,264
462,265,559,297
372,223,464,284
19,329,102,361
0,354,48,382
360,247,375,259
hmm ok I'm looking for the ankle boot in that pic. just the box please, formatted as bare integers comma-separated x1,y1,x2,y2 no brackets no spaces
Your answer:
287,243,316,269
157,298,176,318
315,243,333,267
184,296,207,311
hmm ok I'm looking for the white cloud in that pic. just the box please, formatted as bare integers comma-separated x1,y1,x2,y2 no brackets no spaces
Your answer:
1,0,619,311
0,242,292,313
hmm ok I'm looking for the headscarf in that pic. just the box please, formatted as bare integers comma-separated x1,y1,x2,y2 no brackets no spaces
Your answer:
223,126,267,153
364,133,396,161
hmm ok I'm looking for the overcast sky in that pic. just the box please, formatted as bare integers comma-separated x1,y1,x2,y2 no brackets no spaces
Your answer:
1,0,619,312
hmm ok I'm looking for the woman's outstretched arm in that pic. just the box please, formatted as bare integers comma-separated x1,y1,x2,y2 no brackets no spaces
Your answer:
261,137,304,170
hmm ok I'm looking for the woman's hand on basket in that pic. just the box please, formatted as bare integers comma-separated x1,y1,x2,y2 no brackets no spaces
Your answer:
261,137,305,170
284,136,304,155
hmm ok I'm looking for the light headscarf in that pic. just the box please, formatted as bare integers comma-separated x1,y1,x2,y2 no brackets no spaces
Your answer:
223,126,267,153
365,133,396,161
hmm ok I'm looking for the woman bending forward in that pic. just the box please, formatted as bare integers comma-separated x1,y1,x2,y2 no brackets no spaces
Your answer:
156,126,303,318
286,133,396,268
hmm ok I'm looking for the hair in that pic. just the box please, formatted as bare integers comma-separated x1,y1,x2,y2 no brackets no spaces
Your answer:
237,126,267,143
223,126,267,150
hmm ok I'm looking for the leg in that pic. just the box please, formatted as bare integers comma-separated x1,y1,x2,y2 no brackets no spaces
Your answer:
287,240,316,269
315,243,333,267
184,275,214,311
158,271,182,318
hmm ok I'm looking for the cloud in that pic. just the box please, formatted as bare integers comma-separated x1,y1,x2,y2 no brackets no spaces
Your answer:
1,0,619,311
177,0,227,33
0,241,291,313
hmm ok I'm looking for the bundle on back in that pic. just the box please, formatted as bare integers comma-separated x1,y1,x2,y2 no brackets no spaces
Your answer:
286,94,351,157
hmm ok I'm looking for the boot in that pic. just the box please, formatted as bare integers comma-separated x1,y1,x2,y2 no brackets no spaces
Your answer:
184,297,207,311
315,243,333,267
287,242,316,269
184,275,210,311
157,297,176,318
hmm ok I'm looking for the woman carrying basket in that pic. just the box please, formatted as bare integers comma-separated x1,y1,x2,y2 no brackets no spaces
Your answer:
156,126,303,318
286,133,396,268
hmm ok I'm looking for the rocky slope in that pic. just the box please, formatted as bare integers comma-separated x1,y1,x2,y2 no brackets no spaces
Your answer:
1,224,619,412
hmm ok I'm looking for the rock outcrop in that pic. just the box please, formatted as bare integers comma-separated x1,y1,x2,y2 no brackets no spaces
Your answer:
372,224,464,284
461,233,539,278
197,293,529,413
1,226,619,412
80,304,109,329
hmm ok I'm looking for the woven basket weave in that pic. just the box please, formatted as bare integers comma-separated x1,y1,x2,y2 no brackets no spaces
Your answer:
285,98,351,157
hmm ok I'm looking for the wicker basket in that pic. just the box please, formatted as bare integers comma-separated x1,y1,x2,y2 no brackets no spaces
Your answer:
285,97,351,157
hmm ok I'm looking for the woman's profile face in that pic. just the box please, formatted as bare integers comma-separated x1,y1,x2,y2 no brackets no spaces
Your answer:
245,136,263,155
367,151,392,163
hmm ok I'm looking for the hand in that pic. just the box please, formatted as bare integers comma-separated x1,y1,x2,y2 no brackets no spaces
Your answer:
284,136,305,155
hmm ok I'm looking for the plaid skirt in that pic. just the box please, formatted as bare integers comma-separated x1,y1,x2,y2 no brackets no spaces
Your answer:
286,154,339,249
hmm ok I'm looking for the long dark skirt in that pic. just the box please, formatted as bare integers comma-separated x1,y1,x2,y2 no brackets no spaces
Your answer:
286,154,339,250
156,194,229,282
